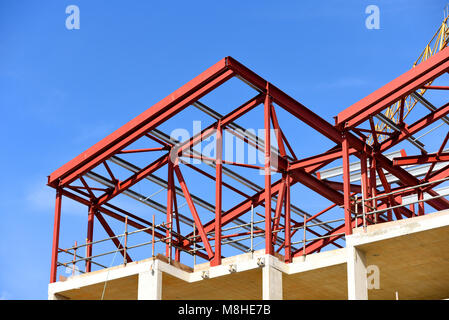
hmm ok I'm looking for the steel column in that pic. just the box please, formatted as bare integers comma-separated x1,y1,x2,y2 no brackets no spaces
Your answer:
342,134,352,235
264,90,273,255
166,158,174,259
86,206,95,272
418,190,425,215
284,175,292,263
50,188,62,283
212,121,223,266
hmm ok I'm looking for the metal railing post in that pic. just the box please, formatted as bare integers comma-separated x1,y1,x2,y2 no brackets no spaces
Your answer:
123,216,128,265
250,204,254,259
303,214,306,258
169,219,172,264
72,240,77,276
193,222,196,266
152,215,155,258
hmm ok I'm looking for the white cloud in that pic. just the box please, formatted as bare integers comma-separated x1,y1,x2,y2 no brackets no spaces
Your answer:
26,185,54,211
25,178,85,216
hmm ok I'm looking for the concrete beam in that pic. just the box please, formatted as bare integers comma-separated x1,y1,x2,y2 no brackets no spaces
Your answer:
138,262,162,300
350,209,449,245
262,256,283,300
346,246,368,300
48,292,68,300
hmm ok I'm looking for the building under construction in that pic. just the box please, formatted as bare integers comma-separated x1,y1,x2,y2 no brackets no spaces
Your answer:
47,17,449,300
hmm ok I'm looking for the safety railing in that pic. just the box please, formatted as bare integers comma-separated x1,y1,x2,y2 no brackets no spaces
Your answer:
353,176,449,230
57,208,269,274
57,203,352,275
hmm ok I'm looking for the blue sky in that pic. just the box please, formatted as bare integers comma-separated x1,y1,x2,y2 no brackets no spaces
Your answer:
0,0,447,299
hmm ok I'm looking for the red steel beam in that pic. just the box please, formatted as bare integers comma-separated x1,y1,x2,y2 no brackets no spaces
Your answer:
50,188,62,283
118,147,167,154
290,169,345,205
174,164,214,259
96,153,169,206
360,153,369,217
418,190,425,215
212,121,223,266
85,206,95,272
227,57,343,145
103,161,117,183
289,148,346,171
393,152,449,166
173,189,181,262
424,163,449,191
425,132,449,180
79,176,95,200
270,104,287,157
342,134,352,235
48,65,234,187
166,160,174,259
422,85,449,90
337,46,449,128
264,91,273,255
221,94,265,127
380,101,449,152
323,181,362,194
272,177,286,243
94,211,132,263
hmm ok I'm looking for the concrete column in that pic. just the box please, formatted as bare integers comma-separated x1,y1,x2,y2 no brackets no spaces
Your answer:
347,246,368,300
138,263,162,300
262,260,283,300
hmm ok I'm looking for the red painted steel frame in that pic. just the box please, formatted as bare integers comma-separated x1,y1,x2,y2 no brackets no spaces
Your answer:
393,153,449,165
48,48,449,281
50,188,62,283
264,89,273,255
212,121,223,266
